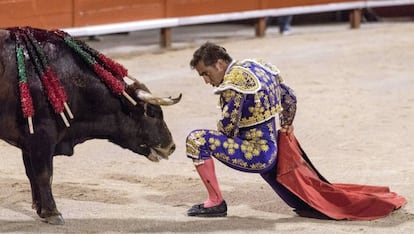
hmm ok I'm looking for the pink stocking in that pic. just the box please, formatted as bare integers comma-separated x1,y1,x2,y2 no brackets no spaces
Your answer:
195,158,224,208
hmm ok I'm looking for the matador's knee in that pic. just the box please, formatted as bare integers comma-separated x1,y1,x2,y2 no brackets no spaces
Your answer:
186,129,212,165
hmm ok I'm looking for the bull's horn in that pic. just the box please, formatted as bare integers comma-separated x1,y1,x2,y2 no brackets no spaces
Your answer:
136,90,181,105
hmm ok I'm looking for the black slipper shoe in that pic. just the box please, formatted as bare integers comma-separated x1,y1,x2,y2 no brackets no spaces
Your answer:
187,200,227,217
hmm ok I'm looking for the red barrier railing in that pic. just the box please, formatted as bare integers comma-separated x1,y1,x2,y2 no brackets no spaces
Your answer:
1,0,412,47
1,0,406,28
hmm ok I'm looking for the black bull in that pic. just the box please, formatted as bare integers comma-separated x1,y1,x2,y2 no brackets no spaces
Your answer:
0,28,181,224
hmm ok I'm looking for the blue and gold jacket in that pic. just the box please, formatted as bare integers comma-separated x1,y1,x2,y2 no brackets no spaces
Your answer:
214,59,297,138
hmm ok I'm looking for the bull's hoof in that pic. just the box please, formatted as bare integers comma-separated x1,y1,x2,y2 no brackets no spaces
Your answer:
43,214,65,225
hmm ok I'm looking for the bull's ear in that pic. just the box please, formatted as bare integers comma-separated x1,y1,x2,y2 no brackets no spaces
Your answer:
0,30,10,44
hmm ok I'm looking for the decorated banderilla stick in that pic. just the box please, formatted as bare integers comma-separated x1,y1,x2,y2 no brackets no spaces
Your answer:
20,29,70,127
15,32,35,134
72,37,142,85
24,29,74,120
55,30,137,106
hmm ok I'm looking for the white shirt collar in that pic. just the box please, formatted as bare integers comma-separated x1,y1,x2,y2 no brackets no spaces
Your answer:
225,60,236,74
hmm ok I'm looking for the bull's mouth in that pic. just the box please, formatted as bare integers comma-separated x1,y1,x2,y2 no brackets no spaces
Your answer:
147,145,174,162
147,148,166,162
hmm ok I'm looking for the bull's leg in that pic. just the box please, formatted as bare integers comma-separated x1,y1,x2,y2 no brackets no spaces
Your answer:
22,152,41,211
22,133,64,225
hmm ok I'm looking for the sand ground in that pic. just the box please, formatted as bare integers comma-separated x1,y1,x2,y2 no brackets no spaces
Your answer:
1,21,414,233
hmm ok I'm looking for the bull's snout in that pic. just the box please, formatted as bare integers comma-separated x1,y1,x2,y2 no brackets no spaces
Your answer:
147,141,176,162
168,143,176,155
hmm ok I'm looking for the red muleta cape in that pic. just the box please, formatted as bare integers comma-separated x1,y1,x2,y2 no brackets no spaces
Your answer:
275,132,407,221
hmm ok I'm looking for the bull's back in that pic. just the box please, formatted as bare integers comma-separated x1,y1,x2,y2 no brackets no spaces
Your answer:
0,28,117,148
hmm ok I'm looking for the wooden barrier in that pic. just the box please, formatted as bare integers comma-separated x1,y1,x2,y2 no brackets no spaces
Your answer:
1,0,413,47
0,0,73,28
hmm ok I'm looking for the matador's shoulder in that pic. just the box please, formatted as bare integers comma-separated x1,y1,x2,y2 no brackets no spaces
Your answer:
214,60,261,94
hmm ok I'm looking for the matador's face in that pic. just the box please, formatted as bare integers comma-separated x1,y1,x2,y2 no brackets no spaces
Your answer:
195,59,228,87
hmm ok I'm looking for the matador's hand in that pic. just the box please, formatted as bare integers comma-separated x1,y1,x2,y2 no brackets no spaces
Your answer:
280,125,294,135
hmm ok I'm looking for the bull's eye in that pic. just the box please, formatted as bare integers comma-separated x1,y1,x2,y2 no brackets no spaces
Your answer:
145,104,163,119
140,144,147,148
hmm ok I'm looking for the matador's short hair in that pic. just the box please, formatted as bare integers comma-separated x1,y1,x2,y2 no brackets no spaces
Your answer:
190,42,232,68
